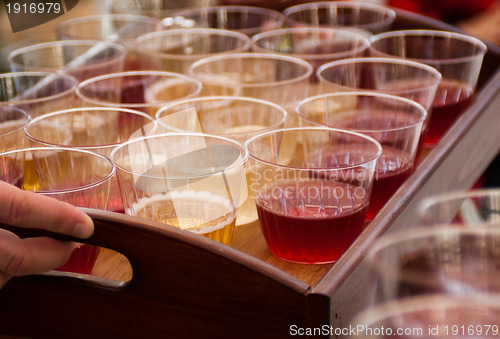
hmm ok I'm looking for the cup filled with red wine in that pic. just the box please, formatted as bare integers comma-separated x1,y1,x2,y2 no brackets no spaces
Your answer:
245,127,382,264
369,30,487,147
296,92,427,221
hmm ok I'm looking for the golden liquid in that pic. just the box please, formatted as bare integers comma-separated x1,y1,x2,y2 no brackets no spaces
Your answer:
145,79,201,118
196,73,242,98
131,191,236,245
22,157,40,191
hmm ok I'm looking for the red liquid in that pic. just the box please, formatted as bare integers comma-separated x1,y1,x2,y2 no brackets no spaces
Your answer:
43,184,108,274
425,80,474,146
55,244,100,275
107,195,125,214
256,180,368,263
367,154,413,221
0,158,23,188
120,78,145,105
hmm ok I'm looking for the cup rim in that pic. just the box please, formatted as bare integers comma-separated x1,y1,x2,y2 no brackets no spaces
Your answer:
110,132,249,179
0,106,31,137
155,95,288,136
170,4,286,21
351,293,500,329
417,188,500,218
244,126,383,170
0,146,116,194
296,91,428,133
189,52,314,87
316,56,443,95
366,225,500,277
0,71,77,106
172,4,286,17
8,40,127,74
283,1,397,32
369,29,488,64
134,28,252,60
251,27,370,61
25,106,158,150
166,5,286,34
55,13,162,40
76,70,203,108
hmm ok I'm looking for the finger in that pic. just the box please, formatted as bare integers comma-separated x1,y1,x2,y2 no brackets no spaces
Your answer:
0,229,75,277
0,181,94,239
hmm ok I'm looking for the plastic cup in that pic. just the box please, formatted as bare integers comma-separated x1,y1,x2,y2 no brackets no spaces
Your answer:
369,30,487,147
0,147,116,274
0,72,78,119
107,0,218,19
251,27,369,95
8,40,127,81
189,52,313,128
296,92,427,221
283,1,396,35
76,70,202,117
317,57,441,159
0,107,30,153
111,133,248,245
156,95,287,226
56,14,162,70
25,107,157,213
245,127,382,263
418,188,500,226
169,5,286,36
367,226,500,304
134,28,251,74
350,294,500,338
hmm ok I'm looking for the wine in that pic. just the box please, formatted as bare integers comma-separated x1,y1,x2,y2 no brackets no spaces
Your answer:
366,147,413,221
425,80,474,146
256,180,368,263
55,244,100,275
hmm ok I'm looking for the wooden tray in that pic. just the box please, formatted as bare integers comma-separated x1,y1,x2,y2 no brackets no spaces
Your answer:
1,8,500,338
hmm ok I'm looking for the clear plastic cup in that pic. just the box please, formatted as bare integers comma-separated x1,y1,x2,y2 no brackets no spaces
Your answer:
135,28,251,74
245,127,382,263
369,30,487,147
156,95,287,226
169,5,286,36
283,1,396,35
9,40,127,81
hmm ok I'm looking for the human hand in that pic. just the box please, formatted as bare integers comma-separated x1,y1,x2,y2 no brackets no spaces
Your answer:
0,181,94,288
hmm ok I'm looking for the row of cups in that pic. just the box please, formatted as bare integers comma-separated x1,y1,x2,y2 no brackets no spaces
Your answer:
0,90,423,262
0,3,489,273
3,24,487,148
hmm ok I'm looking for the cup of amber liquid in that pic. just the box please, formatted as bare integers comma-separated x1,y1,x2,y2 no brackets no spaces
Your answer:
111,133,248,245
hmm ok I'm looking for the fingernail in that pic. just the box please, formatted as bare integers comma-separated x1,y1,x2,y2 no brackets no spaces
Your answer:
74,214,94,239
